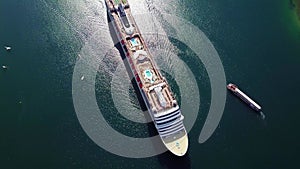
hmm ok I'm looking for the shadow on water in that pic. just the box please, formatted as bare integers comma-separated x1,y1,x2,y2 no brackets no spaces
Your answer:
156,151,191,169
227,91,266,119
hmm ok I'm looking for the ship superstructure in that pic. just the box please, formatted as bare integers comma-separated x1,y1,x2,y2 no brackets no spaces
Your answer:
105,0,188,156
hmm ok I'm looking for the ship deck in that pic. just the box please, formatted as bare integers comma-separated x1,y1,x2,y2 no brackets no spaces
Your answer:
106,0,178,115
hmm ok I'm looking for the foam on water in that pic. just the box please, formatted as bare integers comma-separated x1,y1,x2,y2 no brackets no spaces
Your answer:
259,111,266,120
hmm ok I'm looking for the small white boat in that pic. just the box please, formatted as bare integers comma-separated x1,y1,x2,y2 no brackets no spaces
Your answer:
80,76,85,81
227,83,262,112
2,65,8,69
4,46,11,51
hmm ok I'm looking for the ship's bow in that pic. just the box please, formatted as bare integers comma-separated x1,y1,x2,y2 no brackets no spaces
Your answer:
163,134,188,156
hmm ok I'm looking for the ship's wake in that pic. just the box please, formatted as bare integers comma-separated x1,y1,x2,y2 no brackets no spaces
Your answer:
259,111,266,120
42,0,204,136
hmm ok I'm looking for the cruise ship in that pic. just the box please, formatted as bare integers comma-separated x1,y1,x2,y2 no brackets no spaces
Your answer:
105,0,188,156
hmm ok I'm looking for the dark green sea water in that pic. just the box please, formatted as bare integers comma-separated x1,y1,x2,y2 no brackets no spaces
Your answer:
1,0,300,168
